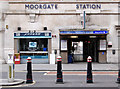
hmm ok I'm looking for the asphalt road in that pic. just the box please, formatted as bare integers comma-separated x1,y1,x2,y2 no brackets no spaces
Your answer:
1,71,120,88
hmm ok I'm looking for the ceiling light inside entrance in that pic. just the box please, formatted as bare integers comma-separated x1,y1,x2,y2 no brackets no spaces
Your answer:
70,36,78,38
89,36,96,38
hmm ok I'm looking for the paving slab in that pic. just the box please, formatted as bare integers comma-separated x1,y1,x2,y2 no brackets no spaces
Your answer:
1,63,119,72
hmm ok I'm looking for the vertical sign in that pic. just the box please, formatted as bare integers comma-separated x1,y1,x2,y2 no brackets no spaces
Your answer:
80,11,86,29
61,40,67,50
83,11,86,29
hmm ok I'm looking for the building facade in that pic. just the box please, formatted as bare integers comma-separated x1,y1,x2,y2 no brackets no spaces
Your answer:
0,0,120,64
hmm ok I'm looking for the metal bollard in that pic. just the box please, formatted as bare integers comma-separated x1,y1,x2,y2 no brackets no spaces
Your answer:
8,54,14,82
87,56,93,83
26,57,33,83
117,69,120,83
56,56,63,84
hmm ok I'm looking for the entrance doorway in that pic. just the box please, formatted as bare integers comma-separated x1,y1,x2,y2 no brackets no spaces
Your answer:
67,36,98,63
83,39,98,62
60,30,108,64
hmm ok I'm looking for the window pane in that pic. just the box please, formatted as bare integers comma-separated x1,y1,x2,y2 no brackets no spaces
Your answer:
20,38,48,51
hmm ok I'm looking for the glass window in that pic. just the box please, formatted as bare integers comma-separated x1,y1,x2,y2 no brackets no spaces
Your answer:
20,38,48,51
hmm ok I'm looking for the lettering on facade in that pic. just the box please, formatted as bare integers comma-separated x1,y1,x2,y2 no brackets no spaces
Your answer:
25,4,101,10
25,4,58,9
76,4,101,9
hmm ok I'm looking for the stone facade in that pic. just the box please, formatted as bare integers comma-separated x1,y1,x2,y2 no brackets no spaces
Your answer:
0,0,119,63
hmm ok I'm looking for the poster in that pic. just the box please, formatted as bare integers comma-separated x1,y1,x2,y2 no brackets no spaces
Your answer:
100,40,106,50
61,40,67,50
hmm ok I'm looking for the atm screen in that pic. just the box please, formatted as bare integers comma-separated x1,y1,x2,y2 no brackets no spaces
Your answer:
29,42,37,48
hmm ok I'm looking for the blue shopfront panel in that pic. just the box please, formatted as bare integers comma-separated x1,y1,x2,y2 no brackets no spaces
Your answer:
20,55,49,64
14,32,51,38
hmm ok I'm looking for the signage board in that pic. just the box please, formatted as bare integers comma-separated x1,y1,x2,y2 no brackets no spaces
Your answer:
100,40,106,50
25,4,58,9
60,31,108,35
93,31,108,34
76,4,101,9
8,54,14,63
14,32,51,38
25,4,101,10
61,40,67,51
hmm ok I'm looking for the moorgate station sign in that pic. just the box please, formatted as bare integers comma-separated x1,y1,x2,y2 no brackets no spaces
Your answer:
25,4,101,10
25,4,58,9
76,4,101,9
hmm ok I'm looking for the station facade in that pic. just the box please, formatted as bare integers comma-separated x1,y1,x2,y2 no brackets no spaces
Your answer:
0,0,119,64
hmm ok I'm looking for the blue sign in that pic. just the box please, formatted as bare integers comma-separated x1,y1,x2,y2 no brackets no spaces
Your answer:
60,31,108,34
93,31,108,34
14,32,51,38
102,52,104,55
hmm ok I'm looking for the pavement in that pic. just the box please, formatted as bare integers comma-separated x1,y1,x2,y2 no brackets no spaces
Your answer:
1,63,119,87
2,62,118,72
46,71,118,75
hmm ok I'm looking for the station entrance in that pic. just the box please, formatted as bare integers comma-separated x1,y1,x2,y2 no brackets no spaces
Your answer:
60,34,107,63
67,35,98,62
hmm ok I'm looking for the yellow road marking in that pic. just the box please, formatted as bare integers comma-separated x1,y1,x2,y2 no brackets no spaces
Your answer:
2,80,36,88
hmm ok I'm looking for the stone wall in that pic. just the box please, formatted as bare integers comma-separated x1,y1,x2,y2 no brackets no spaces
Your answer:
1,1,119,63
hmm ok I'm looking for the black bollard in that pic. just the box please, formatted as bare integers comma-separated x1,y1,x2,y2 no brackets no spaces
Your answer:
26,57,33,83
56,56,63,84
117,69,120,83
87,56,93,83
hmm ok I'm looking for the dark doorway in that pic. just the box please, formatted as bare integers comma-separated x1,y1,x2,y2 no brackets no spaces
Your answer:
83,39,98,62
67,36,98,63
